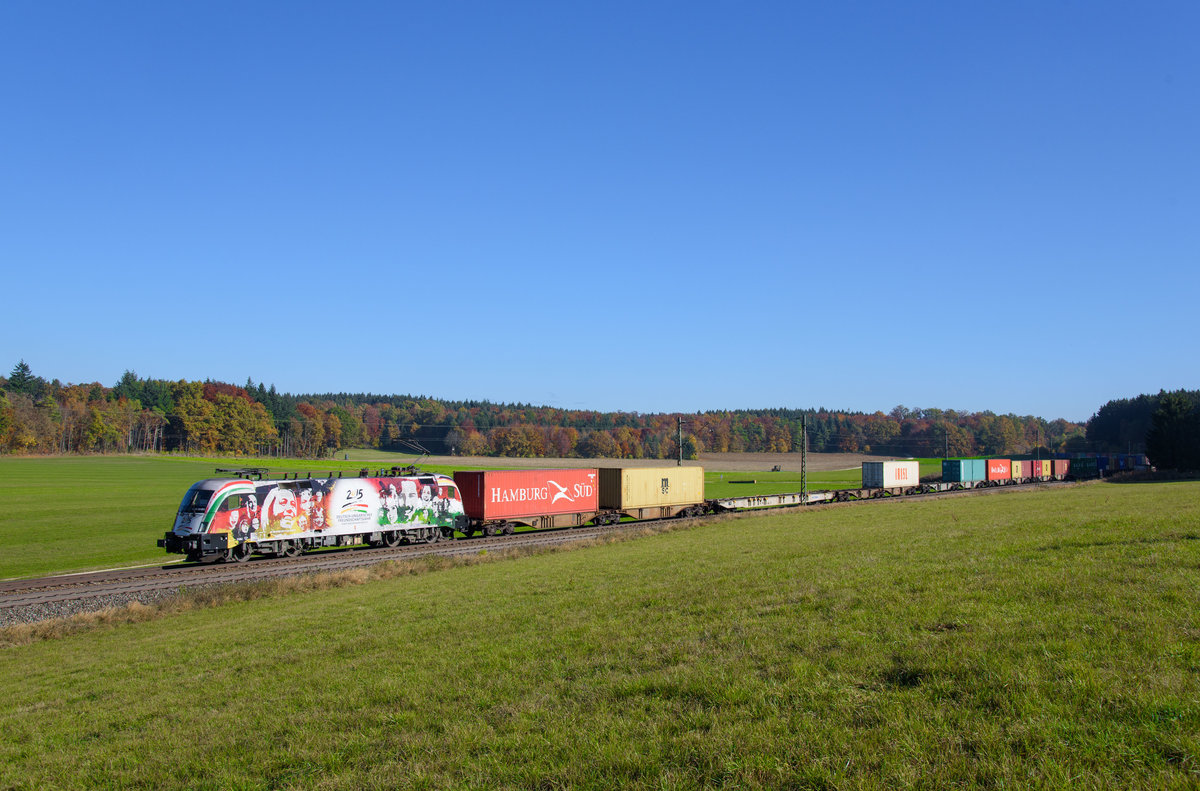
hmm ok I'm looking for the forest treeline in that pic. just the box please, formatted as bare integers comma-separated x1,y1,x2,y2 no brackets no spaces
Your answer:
0,361,1098,460
1087,389,1200,470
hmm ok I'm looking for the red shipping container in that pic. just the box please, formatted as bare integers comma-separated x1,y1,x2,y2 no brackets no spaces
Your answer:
1053,459,1070,477
453,469,599,521
986,459,1012,481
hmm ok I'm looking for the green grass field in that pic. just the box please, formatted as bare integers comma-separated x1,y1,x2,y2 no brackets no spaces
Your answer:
0,480,1197,788
1,455,883,579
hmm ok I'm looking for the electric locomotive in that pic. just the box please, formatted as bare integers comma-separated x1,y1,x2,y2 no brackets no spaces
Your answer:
158,469,467,563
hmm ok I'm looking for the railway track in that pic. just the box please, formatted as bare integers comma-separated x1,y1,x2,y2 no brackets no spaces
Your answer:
0,523,627,624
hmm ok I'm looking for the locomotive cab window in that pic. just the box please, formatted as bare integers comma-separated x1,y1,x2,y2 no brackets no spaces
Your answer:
179,486,214,512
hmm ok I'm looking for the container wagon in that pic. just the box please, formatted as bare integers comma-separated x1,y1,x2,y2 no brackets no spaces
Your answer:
986,459,1012,483
942,459,985,484
598,466,707,520
862,461,920,489
453,469,600,535
1070,458,1099,479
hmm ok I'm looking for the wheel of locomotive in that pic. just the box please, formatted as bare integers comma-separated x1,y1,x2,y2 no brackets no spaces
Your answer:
282,540,303,558
186,550,204,564
231,542,253,563
382,531,401,548
425,527,439,544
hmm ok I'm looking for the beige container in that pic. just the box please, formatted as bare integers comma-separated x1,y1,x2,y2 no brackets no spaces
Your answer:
599,466,705,509
861,461,920,489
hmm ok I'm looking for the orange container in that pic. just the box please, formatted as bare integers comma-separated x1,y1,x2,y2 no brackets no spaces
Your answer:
986,459,1012,481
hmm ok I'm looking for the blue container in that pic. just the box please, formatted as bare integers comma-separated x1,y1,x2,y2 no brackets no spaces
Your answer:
942,458,985,482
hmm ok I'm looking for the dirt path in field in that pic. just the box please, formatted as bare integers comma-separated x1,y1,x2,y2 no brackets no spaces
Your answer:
353,451,893,472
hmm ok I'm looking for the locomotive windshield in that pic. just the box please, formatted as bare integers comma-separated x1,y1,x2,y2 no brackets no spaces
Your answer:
178,485,214,513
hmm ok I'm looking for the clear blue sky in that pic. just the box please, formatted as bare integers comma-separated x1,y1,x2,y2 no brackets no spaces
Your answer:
2,2,1196,423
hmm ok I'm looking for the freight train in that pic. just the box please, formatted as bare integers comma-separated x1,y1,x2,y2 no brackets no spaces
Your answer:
159,465,709,562
158,457,1106,563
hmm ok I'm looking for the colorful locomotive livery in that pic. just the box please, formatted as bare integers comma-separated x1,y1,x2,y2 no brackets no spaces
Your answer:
160,471,465,562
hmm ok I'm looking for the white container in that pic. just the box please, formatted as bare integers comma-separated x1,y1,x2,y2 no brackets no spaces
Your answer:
862,461,920,489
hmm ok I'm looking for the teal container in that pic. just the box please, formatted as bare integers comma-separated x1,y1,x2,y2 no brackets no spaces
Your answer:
942,458,985,482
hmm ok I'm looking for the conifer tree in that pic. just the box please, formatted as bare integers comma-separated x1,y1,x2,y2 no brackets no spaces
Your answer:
6,360,34,394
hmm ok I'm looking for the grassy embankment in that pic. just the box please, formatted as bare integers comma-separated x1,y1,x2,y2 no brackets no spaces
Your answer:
0,455,864,579
1,481,1197,788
